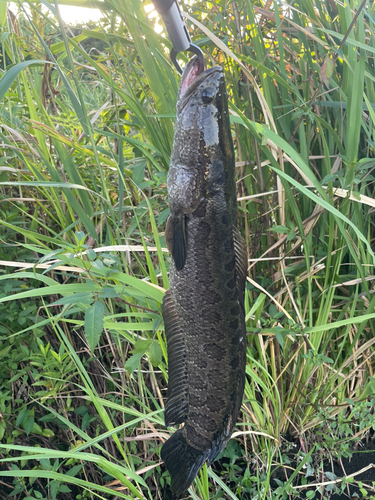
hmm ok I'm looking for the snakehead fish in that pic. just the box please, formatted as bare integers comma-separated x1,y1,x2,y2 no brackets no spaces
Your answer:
161,57,247,497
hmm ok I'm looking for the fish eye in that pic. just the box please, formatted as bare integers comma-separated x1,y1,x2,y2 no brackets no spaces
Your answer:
201,89,215,104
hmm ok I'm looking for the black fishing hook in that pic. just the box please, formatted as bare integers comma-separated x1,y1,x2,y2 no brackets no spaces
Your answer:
170,43,204,75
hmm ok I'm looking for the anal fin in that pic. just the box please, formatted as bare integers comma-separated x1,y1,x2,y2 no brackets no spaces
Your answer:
233,226,248,294
165,214,187,271
162,289,188,426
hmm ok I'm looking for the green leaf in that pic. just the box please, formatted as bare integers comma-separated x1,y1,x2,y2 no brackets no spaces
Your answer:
39,458,50,468
0,60,51,102
0,345,11,358
97,321,155,333
321,173,337,184
0,282,100,305
304,313,375,334
268,225,289,234
23,415,35,436
149,340,162,367
321,356,333,364
86,249,97,261
50,34,88,53
125,353,143,374
98,287,118,299
275,330,284,349
74,231,86,244
42,429,55,438
325,471,337,480
84,302,104,352
132,159,146,186
50,480,60,500
158,208,170,225
65,464,83,477
0,32,10,42
109,272,165,303
16,408,28,427
133,339,152,354
59,485,72,493
52,293,94,306
31,423,43,435
0,1,5,27
305,462,314,477
0,468,135,499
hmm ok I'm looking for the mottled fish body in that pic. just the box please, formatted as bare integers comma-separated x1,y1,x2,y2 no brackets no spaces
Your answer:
161,57,247,497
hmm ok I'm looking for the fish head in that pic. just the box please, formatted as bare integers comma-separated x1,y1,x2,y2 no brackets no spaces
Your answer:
177,58,229,147
174,57,235,207
167,57,235,231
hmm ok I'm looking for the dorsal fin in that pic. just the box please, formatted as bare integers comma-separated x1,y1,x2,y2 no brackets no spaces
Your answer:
233,226,247,295
162,289,189,426
165,214,187,271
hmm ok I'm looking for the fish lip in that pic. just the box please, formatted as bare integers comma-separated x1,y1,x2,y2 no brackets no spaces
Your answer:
177,64,223,112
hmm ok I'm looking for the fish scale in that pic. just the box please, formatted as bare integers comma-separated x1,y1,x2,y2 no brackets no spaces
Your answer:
161,57,247,497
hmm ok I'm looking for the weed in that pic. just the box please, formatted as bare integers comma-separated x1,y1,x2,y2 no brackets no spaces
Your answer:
0,0,375,498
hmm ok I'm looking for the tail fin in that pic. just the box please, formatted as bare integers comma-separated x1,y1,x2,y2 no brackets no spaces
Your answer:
161,429,209,497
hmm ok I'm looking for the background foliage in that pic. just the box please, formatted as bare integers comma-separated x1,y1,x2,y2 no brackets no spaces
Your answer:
0,0,375,498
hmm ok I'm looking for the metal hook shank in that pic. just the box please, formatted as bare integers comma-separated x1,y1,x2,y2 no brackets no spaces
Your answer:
150,1,204,74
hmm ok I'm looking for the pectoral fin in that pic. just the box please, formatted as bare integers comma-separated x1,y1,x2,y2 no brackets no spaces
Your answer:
165,214,187,271
162,289,189,426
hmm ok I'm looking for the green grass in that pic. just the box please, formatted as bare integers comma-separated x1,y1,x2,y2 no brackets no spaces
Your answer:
0,0,374,498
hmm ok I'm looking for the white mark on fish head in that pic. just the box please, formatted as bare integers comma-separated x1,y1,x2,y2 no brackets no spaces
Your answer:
199,106,219,147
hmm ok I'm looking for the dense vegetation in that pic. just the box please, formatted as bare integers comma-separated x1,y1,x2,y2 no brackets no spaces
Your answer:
0,0,375,498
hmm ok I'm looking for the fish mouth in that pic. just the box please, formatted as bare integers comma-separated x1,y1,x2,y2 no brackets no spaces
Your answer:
178,56,223,109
